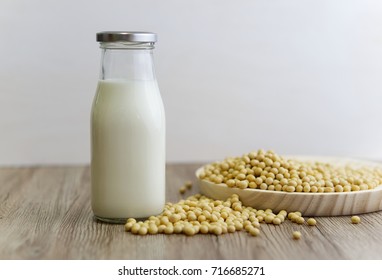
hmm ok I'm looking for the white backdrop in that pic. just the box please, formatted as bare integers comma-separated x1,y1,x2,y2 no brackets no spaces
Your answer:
1,0,382,166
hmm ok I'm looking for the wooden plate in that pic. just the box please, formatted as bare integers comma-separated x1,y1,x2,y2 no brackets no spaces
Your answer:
196,156,382,216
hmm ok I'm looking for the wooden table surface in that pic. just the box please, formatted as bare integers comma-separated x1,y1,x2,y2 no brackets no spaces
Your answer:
1,163,382,260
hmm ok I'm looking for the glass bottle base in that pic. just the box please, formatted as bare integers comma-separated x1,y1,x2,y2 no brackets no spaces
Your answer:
94,215,127,224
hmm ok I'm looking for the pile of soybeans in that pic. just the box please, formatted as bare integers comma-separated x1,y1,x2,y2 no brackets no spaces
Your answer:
125,150,382,238
199,150,382,193
125,193,304,237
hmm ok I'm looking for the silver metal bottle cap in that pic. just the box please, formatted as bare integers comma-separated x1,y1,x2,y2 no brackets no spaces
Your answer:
96,31,157,43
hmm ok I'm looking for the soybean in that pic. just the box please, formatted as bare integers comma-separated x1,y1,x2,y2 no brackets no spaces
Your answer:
351,216,361,224
199,150,382,193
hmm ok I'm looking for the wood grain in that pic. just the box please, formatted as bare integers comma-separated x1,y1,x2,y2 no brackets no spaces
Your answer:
196,157,382,216
1,164,382,259
198,175,382,216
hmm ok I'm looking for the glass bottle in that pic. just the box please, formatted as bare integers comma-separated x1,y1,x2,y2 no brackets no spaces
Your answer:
91,31,166,223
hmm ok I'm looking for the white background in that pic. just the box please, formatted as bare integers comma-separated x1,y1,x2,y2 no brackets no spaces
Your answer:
0,259,381,280
1,0,382,166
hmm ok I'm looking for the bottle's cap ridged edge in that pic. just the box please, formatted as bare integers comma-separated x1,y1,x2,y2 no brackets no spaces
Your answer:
96,31,157,43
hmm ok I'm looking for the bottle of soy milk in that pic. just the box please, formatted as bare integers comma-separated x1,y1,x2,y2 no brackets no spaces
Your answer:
91,31,165,223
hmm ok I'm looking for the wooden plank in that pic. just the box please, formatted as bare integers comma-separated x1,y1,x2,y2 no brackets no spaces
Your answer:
1,164,382,259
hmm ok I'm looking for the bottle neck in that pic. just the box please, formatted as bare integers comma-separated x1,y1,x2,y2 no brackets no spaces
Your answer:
99,42,156,81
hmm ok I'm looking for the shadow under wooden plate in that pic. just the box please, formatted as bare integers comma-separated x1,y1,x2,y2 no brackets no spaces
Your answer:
196,156,382,216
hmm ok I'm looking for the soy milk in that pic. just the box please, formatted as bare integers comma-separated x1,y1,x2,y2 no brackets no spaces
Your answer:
91,79,165,221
